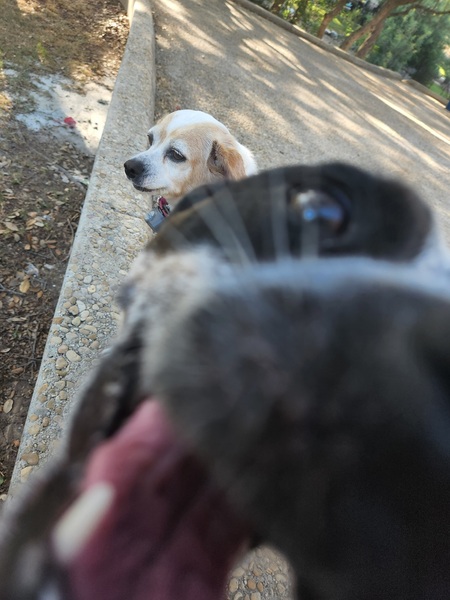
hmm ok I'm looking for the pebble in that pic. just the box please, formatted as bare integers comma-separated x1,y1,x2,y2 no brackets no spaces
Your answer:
59,391,68,400
38,383,48,395
80,310,90,321
58,344,69,354
42,417,50,427
83,275,92,284
20,466,34,482
28,423,41,436
55,357,68,370
68,305,79,316
77,300,86,312
51,336,62,345
21,452,39,466
226,548,293,600
66,350,81,363
29,414,38,422
55,380,66,390
72,316,81,326
81,325,97,333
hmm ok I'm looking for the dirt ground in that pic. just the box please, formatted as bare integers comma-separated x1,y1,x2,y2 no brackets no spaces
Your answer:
0,0,129,496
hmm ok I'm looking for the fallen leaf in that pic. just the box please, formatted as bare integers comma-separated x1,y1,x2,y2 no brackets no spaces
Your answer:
19,279,30,293
3,399,13,414
4,222,19,232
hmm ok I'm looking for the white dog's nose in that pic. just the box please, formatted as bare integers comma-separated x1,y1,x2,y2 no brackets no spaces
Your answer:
124,158,144,180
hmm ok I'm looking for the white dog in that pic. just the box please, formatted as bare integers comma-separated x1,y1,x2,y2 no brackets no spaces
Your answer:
124,110,257,205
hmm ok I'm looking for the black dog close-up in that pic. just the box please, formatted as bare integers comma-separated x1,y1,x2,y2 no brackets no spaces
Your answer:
0,163,450,600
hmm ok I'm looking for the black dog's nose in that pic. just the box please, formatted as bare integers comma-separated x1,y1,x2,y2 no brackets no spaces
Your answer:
124,158,144,180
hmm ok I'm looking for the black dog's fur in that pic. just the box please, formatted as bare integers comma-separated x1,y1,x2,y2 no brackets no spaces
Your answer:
0,163,449,600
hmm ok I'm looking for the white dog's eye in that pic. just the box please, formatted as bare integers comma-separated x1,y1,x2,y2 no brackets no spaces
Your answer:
147,133,154,147
166,148,186,163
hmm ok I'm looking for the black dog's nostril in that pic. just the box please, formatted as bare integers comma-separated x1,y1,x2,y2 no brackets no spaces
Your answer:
124,158,144,180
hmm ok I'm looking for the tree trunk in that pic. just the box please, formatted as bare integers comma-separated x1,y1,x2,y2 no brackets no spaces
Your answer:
355,17,385,57
340,0,411,52
317,0,349,39
271,0,285,14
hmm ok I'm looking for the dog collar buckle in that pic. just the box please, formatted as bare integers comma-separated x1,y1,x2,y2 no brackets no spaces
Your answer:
145,196,171,233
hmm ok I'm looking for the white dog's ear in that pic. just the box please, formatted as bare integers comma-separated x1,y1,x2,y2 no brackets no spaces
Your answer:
207,140,246,180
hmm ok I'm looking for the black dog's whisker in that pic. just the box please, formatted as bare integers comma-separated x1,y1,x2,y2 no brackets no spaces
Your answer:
268,168,290,262
210,184,257,265
193,196,253,266
162,217,194,251
297,191,320,259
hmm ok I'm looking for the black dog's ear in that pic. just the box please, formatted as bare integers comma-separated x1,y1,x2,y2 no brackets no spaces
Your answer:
207,140,246,180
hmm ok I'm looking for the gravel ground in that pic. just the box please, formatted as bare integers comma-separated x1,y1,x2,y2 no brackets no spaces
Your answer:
151,0,450,597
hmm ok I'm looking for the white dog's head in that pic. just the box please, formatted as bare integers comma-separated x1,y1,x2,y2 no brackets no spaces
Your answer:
124,110,257,203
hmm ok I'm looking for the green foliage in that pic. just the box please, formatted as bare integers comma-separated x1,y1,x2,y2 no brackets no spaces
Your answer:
367,7,450,85
273,0,335,32
330,8,365,37
263,0,450,90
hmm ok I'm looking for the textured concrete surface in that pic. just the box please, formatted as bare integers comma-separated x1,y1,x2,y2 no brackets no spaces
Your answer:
9,0,156,492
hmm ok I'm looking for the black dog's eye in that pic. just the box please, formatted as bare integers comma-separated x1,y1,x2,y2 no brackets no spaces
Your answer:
166,148,186,163
292,188,350,234
147,133,154,147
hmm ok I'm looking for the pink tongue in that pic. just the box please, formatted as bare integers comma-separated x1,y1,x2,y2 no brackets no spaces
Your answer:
67,400,248,600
